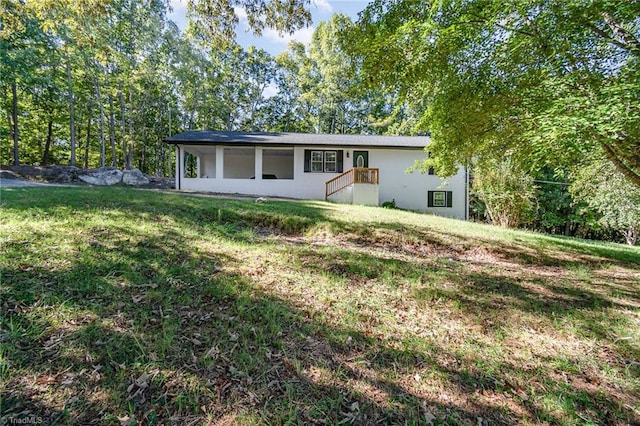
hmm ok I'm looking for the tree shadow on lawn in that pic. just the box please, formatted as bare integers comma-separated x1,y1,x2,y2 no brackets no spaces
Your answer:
2,187,639,424
4,186,639,268
292,241,639,310
4,234,636,425
1,232,515,425
459,273,640,363
282,243,640,417
0,187,334,240
341,218,640,269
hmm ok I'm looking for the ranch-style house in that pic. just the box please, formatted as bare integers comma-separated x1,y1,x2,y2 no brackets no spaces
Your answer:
165,131,469,220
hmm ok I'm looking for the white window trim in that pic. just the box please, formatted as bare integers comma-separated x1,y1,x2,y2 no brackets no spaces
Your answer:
324,151,337,172
433,191,446,207
311,151,324,172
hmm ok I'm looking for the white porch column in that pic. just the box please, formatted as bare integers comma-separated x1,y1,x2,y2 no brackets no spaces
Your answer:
255,146,263,180
216,146,224,179
293,147,303,178
175,146,181,189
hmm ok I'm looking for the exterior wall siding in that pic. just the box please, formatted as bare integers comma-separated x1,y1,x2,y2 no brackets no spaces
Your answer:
176,144,468,220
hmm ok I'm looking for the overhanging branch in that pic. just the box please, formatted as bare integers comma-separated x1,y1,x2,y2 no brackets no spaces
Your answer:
602,142,640,187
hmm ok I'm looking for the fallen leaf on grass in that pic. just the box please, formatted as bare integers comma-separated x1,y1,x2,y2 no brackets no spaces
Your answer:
117,415,135,426
205,346,220,359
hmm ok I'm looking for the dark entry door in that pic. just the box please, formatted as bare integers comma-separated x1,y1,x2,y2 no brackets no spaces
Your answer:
353,151,368,168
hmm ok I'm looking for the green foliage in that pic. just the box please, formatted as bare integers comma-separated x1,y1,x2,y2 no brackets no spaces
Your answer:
473,157,536,228
571,158,640,245
186,0,312,46
270,14,398,135
0,0,303,172
381,199,396,209
533,169,599,239
1,1,407,171
347,0,640,186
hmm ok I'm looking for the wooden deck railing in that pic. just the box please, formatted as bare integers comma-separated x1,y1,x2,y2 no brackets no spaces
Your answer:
325,168,379,199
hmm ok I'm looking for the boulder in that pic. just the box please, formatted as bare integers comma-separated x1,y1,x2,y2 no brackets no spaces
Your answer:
122,168,150,186
78,168,123,186
44,165,80,183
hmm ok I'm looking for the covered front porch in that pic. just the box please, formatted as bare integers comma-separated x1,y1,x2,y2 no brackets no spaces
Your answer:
177,145,302,197
175,144,380,205
165,131,468,218
179,145,294,181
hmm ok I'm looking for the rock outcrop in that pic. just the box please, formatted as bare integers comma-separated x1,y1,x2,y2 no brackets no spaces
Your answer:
78,168,124,186
77,168,151,186
122,169,150,186
0,165,173,188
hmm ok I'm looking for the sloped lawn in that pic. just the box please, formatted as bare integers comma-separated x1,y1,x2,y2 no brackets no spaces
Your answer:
1,186,639,425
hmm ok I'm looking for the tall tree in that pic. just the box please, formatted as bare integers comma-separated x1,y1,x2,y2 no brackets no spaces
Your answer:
347,0,640,186
187,0,311,44
307,14,359,134
269,15,395,135
243,46,276,130
270,41,317,132
0,2,51,165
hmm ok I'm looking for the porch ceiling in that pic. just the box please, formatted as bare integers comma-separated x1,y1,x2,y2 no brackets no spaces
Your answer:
182,145,217,156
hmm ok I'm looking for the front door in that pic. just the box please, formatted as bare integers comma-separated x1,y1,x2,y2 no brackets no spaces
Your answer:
353,151,368,168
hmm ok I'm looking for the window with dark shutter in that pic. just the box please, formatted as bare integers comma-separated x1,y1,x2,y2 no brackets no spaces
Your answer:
428,191,453,208
304,150,311,172
304,149,344,173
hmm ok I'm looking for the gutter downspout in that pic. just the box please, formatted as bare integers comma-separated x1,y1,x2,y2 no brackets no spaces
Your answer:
464,164,469,221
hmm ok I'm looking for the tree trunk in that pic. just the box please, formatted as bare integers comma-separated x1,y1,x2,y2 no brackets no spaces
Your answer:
95,75,106,168
41,117,53,166
285,110,291,132
157,136,163,177
188,110,195,131
140,142,146,173
5,102,12,153
11,80,19,165
66,56,77,167
167,102,172,137
166,103,172,177
602,142,640,188
118,85,128,168
127,87,134,168
624,225,637,246
84,105,92,169
108,95,117,167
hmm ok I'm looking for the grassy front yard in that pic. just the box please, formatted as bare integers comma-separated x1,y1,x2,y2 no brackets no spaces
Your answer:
1,186,639,425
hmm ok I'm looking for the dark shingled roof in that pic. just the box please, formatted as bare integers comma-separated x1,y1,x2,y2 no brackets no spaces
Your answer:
165,131,429,149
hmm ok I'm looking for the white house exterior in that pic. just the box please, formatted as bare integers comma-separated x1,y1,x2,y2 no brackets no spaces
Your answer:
165,131,469,220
